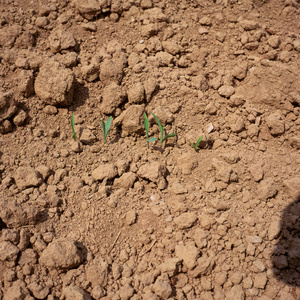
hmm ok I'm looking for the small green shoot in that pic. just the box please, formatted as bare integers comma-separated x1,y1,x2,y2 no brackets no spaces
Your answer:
151,113,176,148
144,112,156,148
71,113,76,141
191,136,203,151
101,116,112,143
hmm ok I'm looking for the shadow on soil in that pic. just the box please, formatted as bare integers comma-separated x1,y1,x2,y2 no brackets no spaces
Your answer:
71,79,90,109
272,196,300,286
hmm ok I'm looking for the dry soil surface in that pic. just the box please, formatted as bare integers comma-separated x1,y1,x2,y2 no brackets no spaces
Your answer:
0,0,300,299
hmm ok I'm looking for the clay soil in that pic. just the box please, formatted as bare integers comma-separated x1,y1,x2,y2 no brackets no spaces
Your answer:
1,0,300,299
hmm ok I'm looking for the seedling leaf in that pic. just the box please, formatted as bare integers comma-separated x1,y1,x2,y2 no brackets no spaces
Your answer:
71,113,76,141
144,112,149,139
151,112,175,148
191,136,203,151
162,133,176,143
147,137,157,142
102,116,112,143
144,112,156,147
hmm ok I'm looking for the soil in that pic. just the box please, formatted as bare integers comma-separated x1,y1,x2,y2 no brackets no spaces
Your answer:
0,0,300,299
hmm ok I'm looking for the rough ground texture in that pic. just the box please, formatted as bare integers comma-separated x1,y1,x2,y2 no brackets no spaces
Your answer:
0,0,300,299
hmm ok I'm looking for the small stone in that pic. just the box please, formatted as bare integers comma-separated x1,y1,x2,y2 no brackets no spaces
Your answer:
125,210,137,226
174,212,197,229
141,24,158,37
205,102,217,115
35,59,75,106
0,241,19,264
18,249,37,266
162,41,181,55
199,16,212,26
81,64,99,82
141,0,153,9
155,51,174,67
267,35,281,49
290,136,300,149
259,179,277,200
36,16,49,27
48,26,77,53
226,114,245,133
268,219,281,240
225,285,244,300
248,124,259,138
86,258,109,287
159,258,182,276
28,282,50,299
92,164,118,181
283,177,300,200
76,0,101,20
252,260,266,273
246,235,262,244
293,39,300,52
128,82,145,104
3,280,30,300
239,19,259,31
99,59,123,86
79,128,96,144
231,272,243,284
248,165,264,182
18,70,34,97
100,83,126,114
0,91,17,122
218,85,235,98
152,278,173,299
266,111,285,136
190,256,215,277
144,77,158,102
39,238,83,269
70,140,82,153
119,283,135,300
175,241,200,270
232,63,248,80
170,181,188,194
13,110,27,126
253,273,268,289
82,23,97,32
15,57,29,69
62,285,92,300
14,167,42,190
138,162,167,190
91,286,106,300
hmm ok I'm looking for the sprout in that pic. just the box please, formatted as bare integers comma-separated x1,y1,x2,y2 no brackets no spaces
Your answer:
144,112,156,148
71,113,76,141
101,116,112,143
151,113,176,148
191,136,203,151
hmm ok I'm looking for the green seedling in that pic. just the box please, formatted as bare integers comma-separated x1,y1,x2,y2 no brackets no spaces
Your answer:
101,116,112,143
71,113,76,141
151,113,176,148
191,136,203,151
144,112,156,148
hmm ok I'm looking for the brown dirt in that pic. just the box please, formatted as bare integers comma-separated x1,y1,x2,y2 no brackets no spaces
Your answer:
0,0,300,299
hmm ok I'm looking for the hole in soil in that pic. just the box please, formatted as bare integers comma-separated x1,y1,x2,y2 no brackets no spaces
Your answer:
0,218,7,231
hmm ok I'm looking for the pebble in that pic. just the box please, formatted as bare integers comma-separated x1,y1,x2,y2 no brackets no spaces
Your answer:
173,212,197,229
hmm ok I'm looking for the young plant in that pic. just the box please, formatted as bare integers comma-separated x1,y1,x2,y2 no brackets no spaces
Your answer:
191,136,203,151
101,116,112,143
71,113,76,141
151,113,176,148
144,112,156,148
